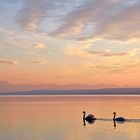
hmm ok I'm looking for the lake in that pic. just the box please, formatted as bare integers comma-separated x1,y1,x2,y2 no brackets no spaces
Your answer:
0,95,140,140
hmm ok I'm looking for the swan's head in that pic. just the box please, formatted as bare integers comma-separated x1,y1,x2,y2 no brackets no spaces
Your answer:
83,111,86,114
113,112,116,115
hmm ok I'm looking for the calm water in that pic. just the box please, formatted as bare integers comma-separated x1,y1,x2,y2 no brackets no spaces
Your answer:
0,95,140,140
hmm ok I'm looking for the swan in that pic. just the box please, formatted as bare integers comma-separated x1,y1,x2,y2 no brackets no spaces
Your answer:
113,112,126,122
83,111,96,122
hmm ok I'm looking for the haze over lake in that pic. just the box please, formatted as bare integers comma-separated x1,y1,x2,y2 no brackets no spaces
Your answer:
0,95,140,140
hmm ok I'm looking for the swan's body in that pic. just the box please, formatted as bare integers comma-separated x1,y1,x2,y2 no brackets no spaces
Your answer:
83,111,96,121
113,112,126,122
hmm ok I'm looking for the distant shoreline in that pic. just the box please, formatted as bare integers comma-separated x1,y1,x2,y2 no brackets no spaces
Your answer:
0,88,140,95
1,94,140,97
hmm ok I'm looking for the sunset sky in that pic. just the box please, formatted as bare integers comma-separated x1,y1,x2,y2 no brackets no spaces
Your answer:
0,0,140,88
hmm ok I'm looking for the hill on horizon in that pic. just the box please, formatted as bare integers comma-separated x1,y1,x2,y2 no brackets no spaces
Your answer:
0,80,118,92
0,88,140,95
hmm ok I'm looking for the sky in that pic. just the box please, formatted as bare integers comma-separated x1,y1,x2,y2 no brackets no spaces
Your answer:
0,0,140,89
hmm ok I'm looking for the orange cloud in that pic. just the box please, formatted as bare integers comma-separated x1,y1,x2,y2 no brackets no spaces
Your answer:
88,50,128,57
0,59,18,66
31,60,46,65
34,43,46,49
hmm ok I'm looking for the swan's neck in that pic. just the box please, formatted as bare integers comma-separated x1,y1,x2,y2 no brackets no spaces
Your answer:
113,114,116,120
83,113,86,120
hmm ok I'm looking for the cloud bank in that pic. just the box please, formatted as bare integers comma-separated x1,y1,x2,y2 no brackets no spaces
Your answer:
50,0,140,41
16,0,140,41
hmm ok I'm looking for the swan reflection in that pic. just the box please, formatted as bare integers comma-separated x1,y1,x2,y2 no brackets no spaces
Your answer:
83,117,96,126
113,120,125,128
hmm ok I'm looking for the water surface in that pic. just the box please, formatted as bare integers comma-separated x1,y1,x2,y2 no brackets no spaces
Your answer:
0,95,140,140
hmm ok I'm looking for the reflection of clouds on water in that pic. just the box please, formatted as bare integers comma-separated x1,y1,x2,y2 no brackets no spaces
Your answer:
89,119,140,140
132,106,140,109
1,96,140,140
118,123,140,140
